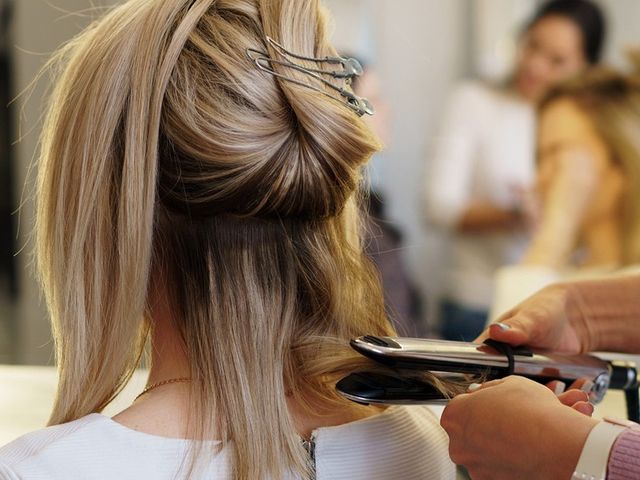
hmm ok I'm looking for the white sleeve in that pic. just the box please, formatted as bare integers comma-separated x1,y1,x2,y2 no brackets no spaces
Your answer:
0,463,19,480
424,83,485,228
572,419,631,480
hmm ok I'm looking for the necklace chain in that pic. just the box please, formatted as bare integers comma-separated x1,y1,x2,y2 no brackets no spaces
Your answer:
134,377,191,401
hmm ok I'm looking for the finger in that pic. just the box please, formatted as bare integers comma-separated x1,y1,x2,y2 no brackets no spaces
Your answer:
566,378,591,392
485,321,531,346
475,329,490,344
546,380,566,396
558,389,589,406
466,378,508,392
441,396,470,431
571,401,594,417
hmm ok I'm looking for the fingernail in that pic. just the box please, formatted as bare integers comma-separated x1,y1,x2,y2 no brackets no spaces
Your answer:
554,382,566,395
494,323,511,332
468,383,483,392
580,380,594,394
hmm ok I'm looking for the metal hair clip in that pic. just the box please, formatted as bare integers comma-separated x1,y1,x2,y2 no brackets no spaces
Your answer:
265,36,364,80
246,37,374,116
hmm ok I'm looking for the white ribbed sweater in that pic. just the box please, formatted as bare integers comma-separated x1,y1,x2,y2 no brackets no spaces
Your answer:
0,406,454,479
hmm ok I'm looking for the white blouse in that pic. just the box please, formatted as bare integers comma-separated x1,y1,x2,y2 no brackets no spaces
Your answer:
425,81,535,310
0,406,455,479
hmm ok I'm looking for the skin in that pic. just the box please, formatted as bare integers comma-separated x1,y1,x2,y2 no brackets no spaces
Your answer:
482,276,640,354
441,275,640,478
111,281,380,440
441,376,599,480
457,15,588,234
524,98,625,268
515,16,588,102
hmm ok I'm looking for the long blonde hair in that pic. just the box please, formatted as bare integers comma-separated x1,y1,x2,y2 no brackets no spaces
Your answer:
36,0,396,478
540,59,640,264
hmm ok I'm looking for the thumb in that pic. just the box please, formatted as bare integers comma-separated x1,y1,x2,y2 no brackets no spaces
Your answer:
485,319,533,346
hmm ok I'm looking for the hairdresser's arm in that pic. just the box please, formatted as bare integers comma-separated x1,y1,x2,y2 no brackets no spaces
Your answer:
441,376,599,480
478,275,640,354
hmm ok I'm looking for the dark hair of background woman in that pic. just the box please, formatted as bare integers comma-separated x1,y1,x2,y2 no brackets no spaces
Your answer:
528,0,606,64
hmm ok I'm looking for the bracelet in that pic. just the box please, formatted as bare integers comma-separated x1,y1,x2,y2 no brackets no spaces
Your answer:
571,417,634,480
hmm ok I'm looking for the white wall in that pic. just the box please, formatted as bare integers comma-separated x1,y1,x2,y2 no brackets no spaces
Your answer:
599,0,640,67
11,0,119,364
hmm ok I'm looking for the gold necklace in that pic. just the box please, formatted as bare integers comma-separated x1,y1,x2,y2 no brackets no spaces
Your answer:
134,377,191,401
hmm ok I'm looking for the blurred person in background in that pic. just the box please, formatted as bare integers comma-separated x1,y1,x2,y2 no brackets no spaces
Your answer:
425,0,606,341
491,57,640,320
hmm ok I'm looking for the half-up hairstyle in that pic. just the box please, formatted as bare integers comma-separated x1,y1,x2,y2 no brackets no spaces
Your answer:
36,0,394,478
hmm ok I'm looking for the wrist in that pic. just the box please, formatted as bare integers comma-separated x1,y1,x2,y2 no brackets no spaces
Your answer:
573,418,634,480
567,275,640,352
542,407,599,479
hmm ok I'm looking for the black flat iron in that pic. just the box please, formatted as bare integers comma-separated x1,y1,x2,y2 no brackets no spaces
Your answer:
336,336,639,422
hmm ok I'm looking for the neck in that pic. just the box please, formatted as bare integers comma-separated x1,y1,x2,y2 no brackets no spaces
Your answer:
135,284,381,439
147,318,191,385
581,217,623,267
147,298,191,386
114,282,383,439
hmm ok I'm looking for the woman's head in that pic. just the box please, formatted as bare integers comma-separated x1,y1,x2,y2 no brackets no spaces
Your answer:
36,0,392,478
515,0,606,101
537,64,640,264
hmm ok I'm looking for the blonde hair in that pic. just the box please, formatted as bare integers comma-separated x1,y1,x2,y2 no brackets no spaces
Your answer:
36,0,402,478
540,59,640,264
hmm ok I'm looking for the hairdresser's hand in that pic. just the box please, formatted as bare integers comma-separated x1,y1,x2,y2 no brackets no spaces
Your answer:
548,378,596,416
476,282,594,354
441,376,599,480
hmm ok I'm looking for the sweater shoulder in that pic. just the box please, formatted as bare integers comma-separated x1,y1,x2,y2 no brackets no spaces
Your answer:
0,414,105,469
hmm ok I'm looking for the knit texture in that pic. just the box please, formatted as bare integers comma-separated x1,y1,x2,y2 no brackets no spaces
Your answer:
608,425,640,480
0,406,455,480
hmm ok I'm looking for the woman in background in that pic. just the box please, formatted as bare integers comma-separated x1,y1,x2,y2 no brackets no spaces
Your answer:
0,1,454,479
491,60,640,319
426,0,605,340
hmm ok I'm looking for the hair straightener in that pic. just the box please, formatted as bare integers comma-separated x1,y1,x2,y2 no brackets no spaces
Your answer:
336,336,640,422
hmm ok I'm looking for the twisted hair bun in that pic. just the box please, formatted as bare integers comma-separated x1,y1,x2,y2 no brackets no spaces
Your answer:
159,0,380,220
36,1,393,478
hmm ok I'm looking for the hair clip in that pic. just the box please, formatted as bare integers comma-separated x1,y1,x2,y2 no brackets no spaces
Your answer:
265,36,364,80
246,37,374,116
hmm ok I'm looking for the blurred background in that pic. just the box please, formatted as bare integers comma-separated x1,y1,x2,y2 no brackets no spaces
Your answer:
0,0,639,366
